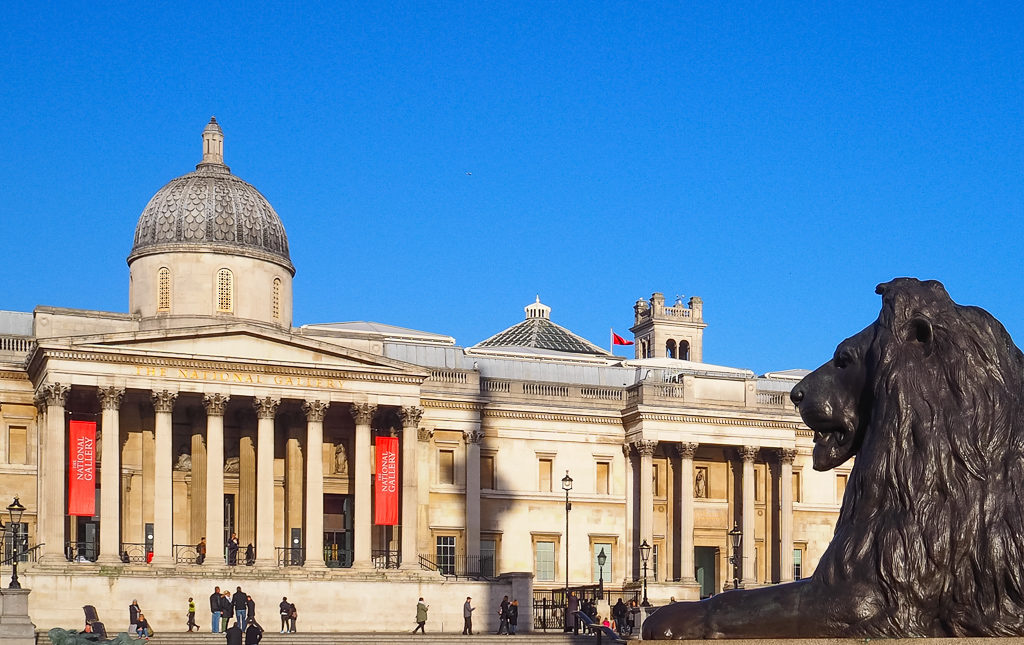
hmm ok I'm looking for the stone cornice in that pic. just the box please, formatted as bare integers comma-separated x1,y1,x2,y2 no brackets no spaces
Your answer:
482,409,623,425
0,369,30,381
624,408,803,430
422,399,483,411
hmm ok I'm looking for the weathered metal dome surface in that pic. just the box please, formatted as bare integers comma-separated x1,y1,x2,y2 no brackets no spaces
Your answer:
128,118,293,272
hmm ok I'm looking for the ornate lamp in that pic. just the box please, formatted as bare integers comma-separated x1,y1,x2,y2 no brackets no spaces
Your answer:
6,497,25,589
728,522,742,589
597,547,607,600
562,471,573,631
639,539,652,607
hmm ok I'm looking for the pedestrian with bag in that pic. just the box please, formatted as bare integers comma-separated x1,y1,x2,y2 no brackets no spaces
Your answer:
413,597,428,634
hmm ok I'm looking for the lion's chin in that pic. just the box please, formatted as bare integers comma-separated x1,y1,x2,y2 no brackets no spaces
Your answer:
812,429,856,471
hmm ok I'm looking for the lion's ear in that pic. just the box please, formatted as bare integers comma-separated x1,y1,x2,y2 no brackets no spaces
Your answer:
907,317,933,349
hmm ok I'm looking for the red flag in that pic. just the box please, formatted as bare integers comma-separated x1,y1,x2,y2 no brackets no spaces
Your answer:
68,420,97,516
612,331,634,346
374,436,399,525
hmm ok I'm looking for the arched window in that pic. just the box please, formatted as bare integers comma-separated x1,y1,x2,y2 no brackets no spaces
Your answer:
666,339,677,359
157,267,171,312
272,278,281,320
679,340,690,361
217,268,233,313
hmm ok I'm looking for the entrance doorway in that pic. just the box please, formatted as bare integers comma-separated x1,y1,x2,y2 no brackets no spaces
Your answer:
695,546,718,598
324,494,352,567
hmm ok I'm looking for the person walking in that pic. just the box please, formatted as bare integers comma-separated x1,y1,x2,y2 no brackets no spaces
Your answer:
278,598,290,633
497,595,510,634
220,591,233,632
129,600,140,635
462,596,475,635
210,587,222,632
413,597,428,633
187,597,198,632
196,537,207,565
508,600,519,635
233,586,248,626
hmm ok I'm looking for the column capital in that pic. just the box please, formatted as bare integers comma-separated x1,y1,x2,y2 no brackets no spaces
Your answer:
737,445,759,463
33,393,47,415
673,442,699,460
202,393,229,416
153,389,178,413
417,427,434,443
348,402,377,425
399,405,424,428
98,386,125,410
622,442,633,460
40,382,70,407
303,400,329,422
779,448,798,465
253,396,280,419
631,439,657,457
463,429,484,445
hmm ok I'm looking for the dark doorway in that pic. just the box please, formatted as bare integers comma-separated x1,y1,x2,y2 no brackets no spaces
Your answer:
223,494,235,553
324,494,352,567
695,546,718,598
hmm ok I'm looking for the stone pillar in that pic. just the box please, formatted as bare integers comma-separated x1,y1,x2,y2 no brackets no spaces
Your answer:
204,393,228,565
285,419,303,559
398,406,423,568
303,400,329,568
38,383,69,562
190,413,207,546
675,442,698,584
739,445,758,586
151,390,177,565
622,443,634,579
463,429,483,569
238,434,256,547
254,397,279,566
97,387,125,564
349,403,376,568
416,427,432,558
779,448,797,583
633,439,657,565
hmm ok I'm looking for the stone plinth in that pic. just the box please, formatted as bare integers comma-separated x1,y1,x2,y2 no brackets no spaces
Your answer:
0,588,35,645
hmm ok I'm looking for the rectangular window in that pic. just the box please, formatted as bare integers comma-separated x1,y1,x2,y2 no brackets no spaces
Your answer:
754,465,764,502
596,461,610,495
535,540,555,581
439,449,455,485
436,536,455,575
480,455,495,490
593,542,612,583
480,539,496,577
2,522,28,562
652,463,660,497
793,548,803,580
538,458,553,492
836,473,848,502
7,426,27,464
652,543,660,582
792,470,802,503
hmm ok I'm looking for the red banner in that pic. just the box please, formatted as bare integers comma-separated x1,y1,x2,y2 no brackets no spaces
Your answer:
68,420,97,517
374,436,399,525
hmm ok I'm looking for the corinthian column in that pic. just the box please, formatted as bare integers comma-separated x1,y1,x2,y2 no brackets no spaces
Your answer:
254,397,279,566
398,406,423,568
633,439,657,565
464,429,483,570
349,402,376,568
303,400,329,568
97,387,125,564
739,445,758,586
151,390,177,565
38,383,69,563
779,448,797,582
204,393,229,565
675,442,699,584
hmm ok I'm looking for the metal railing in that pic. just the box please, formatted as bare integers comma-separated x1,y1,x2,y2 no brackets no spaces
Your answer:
119,542,149,563
325,548,352,568
417,553,494,580
532,586,641,632
372,548,400,569
174,544,200,564
276,547,304,567
1,542,39,565
64,541,98,563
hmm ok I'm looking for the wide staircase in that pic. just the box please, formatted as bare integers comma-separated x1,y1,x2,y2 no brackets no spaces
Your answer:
39,632,607,645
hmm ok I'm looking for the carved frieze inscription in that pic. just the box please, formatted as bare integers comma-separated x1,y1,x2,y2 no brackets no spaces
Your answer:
133,365,347,390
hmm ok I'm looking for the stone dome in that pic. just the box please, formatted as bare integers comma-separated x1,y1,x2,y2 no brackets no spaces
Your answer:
127,118,294,274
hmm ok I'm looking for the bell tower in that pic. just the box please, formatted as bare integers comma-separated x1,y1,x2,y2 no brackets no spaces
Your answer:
629,293,706,361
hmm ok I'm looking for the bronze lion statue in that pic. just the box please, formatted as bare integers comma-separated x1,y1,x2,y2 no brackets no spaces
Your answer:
644,278,1024,638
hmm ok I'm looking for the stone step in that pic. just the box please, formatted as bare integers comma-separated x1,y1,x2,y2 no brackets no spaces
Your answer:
38,632,609,645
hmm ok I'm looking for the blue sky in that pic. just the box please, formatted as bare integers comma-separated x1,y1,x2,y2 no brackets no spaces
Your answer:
2,2,1023,374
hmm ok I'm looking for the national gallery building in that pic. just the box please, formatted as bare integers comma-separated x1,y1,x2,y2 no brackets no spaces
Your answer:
0,120,845,631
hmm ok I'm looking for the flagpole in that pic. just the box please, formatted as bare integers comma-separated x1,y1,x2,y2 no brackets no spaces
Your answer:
610,327,613,354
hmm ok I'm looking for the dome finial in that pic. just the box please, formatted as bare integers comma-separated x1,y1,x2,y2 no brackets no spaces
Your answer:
197,117,229,172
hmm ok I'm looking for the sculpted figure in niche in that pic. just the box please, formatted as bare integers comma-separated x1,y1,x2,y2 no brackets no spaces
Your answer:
645,279,1024,639
693,467,707,499
334,442,348,476
224,457,240,473
174,446,192,472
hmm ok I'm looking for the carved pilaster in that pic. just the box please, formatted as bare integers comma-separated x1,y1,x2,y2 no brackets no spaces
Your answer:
674,441,698,460
622,442,633,460
152,389,178,413
40,382,70,407
417,427,434,442
632,439,657,457
779,448,798,465
202,393,229,416
33,394,46,416
98,386,125,410
348,402,377,425
463,429,484,444
738,445,759,463
253,396,280,419
399,406,424,428
303,400,329,423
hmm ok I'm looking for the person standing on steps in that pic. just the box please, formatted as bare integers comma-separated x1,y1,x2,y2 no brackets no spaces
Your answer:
128,600,140,635
220,591,233,632
497,595,510,634
413,597,428,633
233,586,248,626
462,596,475,635
224,621,242,645
509,600,519,635
287,600,297,633
278,598,290,633
227,532,239,566
210,587,222,633
244,619,263,645
196,537,206,565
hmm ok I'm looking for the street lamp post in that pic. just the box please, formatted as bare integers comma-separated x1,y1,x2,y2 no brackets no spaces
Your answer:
561,471,573,632
6,497,25,589
639,540,652,607
728,522,743,590
597,547,607,601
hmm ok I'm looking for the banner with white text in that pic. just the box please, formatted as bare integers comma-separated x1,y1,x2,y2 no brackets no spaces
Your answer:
374,436,399,525
68,420,97,516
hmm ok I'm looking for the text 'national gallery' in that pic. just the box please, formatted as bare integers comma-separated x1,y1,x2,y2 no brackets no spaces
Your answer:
0,120,845,632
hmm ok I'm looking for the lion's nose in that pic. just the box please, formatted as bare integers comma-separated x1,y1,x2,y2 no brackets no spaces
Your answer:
791,388,804,405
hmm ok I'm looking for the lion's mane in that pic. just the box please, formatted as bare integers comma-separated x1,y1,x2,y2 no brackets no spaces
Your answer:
816,279,1024,636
